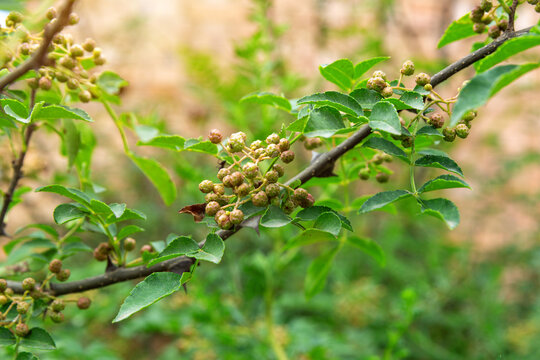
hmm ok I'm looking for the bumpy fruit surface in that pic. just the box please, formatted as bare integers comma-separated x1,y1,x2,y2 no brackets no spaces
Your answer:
235,183,250,197
213,183,225,195
204,192,219,203
216,213,232,230
0,279,7,292
273,164,285,177
304,137,322,150
56,269,71,282
470,6,484,22
473,23,486,33
372,70,387,80
359,168,370,180
381,87,393,98
199,180,214,193
243,163,259,179
266,144,280,158
51,311,65,323
22,278,35,291
428,113,445,128
208,129,223,144
265,170,279,183
376,172,390,183
367,77,386,92
230,172,244,187
280,150,295,164
17,302,30,314
266,133,280,144
401,60,415,76
205,201,221,216
77,297,91,310
278,138,290,151
252,191,269,207
15,323,29,337
443,127,456,142
462,110,477,122
124,237,136,251
230,209,244,225
415,73,431,86
265,183,280,198
480,0,492,12
456,123,470,138
51,299,65,312
0,295,7,305
217,168,230,181
488,25,501,39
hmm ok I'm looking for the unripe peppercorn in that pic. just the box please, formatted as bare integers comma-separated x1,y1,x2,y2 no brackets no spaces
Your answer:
280,150,295,164
497,19,508,31
216,213,232,229
536,3,540,13
367,77,386,92
77,297,91,310
456,123,470,138
424,84,433,92
93,246,108,261
488,25,501,39
79,90,92,103
59,56,76,69
208,129,223,144
141,245,153,253
266,144,280,158
0,279,7,292
17,301,30,314
480,0,493,12
199,180,214,193
254,148,266,159
292,188,309,203
15,323,29,337
205,192,219,203
0,295,7,305
428,113,445,128
473,23,486,33
235,183,250,197
376,172,389,183
56,269,71,282
30,289,43,300
400,60,415,76
252,191,269,207
49,259,62,274
265,183,280,198
205,201,221,216
250,140,263,150
266,133,280,144
51,299,65,312
278,138,290,151
359,168,370,180
67,78,79,90
372,154,384,165
230,172,244,187
529,0,539,4
273,164,285,177
212,184,224,196
27,77,39,89
243,162,259,179
56,72,68,82
94,57,106,66
222,175,234,188
70,44,84,58
50,311,64,323
265,170,279,183
415,73,431,86
230,209,244,225
7,11,23,24
372,70,387,81
39,77,52,90
282,198,296,214
443,127,456,142
304,137,323,150
296,193,314,208
68,13,79,25
46,7,57,20
124,237,136,251
19,43,30,55
470,6,484,22
383,154,393,163
217,168,230,181
481,13,494,25
462,110,477,122
5,288,13,296
82,38,96,52
381,87,393,98
22,278,35,291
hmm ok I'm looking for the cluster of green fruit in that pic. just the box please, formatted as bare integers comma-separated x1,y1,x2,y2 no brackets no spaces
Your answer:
469,0,523,37
528,0,540,12
93,237,137,262
201,129,314,230
0,259,90,338
1,8,105,103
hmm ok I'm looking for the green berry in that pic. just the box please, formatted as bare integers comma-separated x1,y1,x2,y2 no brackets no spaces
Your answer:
280,150,295,164
473,23,486,34
0,295,8,305
372,154,384,165
46,7,57,20
94,56,106,66
235,183,250,197
50,311,64,323
252,191,269,207
67,78,79,90
199,180,214,193
304,137,323,150
4,288,13,296
424,84,433,92
254,148,266,159
443,127,456,142
204,192,219,203
213,183,225,195
266,133,280,144
462,110,477,122
82,38,96,52
230,209,244,225
358,168,370,180
222,175,234,188
266,144,280,158
243,162,259,179
292,188,309,203
273,164,285,177
51,299,65,312
59,56,76,69
48,259,62,274
481,13,494,25
230,172,244,187
428,113,445,128
528,0,539,4
70,44,84,58
22,278,35,291
480,0,492,12
488,25,501,39
56,269,71,282
265,183,280,198
470,6,484,22
278,138,290,151
265,170,279,183
376,172,389,183
400,60,415,76
383,154,393,163
216,213,232,229
217,168,230,181
124,237,136,251
250,140,263,150
205,201,221,216
15,323,29,337
0,279,7,292
367,76,386,92
456,123,470,138
79,90,92,103
68,13,79,25
415,73,431,86
7,11,23,24
27,77,39,89
77,297,91,310
372,70,387,81
536,3,540,13
17,301,29,314
39,77,52,90
208,129,222,144
381,87,393,98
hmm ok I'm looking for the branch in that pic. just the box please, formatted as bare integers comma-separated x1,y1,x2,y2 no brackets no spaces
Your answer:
0,0,77,92
4,22,535,296
507,0,519,32
431,26,531,87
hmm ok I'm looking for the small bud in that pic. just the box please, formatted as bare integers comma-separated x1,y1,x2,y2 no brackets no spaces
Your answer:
59,56,76,69
17,301,30,314
265,183,280,198
56,269,71,282
48,259,62,274
70,44,84,58
0,295,8,305
292,188,309,203
358,168,370,180
67,78,79,90
381,87,393,98
50,311,64,323
443,127,456,142
265,170,279,183
372,154,384,165
298,193,314,208
68,13,79,25
424,84,433,92
266,133,280,144
51,299,65,312
252,191,269,207
273,164,285,177
22,278,35,291
205,192,219,203
497,19,508,31
82,38,96,52
19,43,30,56
39,77,52,90
46,7,57,20
94,57,106,66
376,172,390,183
124,237,136,251
400,60,415,76
428,113,445,128
79,90,92,103
415,73,431,86
208,129,223,144
278,138,290,151
455,123,470,139
5,288,13,296
488,25,501,39
77,297,91,310
462,110,477,122
266,144,281,158
250,140,263,150
15,323,29,337
230,209,244,225
212,183,225,195
222,175,234,188
473,23,486,34
199,180,214,193
280,150,295,164
7,11,23,25
217,168,230,181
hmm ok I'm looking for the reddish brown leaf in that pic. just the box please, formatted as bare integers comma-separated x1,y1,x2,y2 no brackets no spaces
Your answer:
179,203,207,222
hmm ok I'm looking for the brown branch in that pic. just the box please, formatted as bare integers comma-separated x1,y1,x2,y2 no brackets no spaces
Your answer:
507,0,519,32
0,0,77,92
5,20,537,296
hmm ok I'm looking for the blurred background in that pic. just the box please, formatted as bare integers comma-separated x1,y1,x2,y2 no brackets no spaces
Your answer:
1,0,540,359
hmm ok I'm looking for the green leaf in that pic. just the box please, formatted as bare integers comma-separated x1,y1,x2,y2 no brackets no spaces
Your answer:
415,155,463,176
129,154,176,206
399,91,424,110
438,14,476,48
369,102,401,135
362,137,409,163
359,190,411,213
319,59,354,91
349,88,382,110
53,203,87,224
418,174,471,194
476,35,540,72
20,327,56,350
61,241,93,256
117,225,145,240
107,208,146,223
305,246,339,299
240,92,291,112
260,205,292,228
1,98,29,123
192,233,225,264
62,119,80,167
450,64,540,126
183,139,218,155
346,236,385,267
36,185,92,206
110,203,127,218
97,71,129,95
304,106,345,138
295,206,352,231
33,105,92,122
297,91,363,117
381,98,413,111
314,212,341,237
0,326,16,346
354,56,390,79
352,196,397,215
89,199,114,217
138,135,186,151
418,198,460,229
148,236,199,266
16,352,38,360
134,125,159,142
283,229,337,251
416,125,443,138
113,272,182,322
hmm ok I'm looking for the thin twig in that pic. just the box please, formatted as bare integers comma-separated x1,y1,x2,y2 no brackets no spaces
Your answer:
507,0,519,33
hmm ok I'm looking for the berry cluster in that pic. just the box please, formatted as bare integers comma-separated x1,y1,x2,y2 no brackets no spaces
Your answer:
529,0,540,13
201,129,315,229
358,153,393,183
0,259,90,338
1,9,105,103
468,0,534,37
